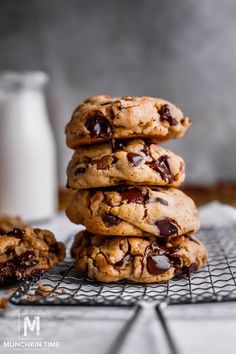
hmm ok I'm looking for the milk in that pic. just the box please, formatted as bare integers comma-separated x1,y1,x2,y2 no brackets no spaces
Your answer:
0,71,57,222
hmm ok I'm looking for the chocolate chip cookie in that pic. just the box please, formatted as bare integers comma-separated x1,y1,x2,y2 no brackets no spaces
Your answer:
66,95,191,148
67,139,185,189
71,231,208,283
0,226,65,284
66,187,200,237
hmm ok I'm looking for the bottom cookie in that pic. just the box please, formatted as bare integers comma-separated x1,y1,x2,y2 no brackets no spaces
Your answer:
0,226,65,284
71,231,208,283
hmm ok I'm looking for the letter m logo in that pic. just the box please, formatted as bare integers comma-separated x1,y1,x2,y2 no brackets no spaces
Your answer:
23,316,40,337
18,312,44,339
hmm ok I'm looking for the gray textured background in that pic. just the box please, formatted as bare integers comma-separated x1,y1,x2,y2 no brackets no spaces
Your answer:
1,0,236,185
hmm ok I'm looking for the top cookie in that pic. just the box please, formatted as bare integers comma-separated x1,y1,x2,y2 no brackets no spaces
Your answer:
65,95,191,148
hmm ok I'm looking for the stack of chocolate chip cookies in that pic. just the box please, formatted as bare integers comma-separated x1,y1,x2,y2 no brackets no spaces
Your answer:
65,95,208,283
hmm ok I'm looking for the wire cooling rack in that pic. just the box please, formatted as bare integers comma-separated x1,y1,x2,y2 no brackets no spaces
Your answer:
9,226,236,306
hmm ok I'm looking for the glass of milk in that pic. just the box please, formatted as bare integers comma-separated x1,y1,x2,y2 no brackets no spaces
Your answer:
0,71,57,222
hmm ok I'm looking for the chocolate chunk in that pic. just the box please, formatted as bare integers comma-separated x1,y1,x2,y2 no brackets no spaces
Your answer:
85,111,112,138
156,197,168,206
26,268,43,279
154,239,180,254
146,242,176,254
100,100,115,106
156,218,178,236
17,267,42,281
49,243,61,254
141,145,149,156
147,254,171,275
75,167,86,175
148,155,173,183
115,254,132,267
127,152,143,167
102,213,121,227
188,262,198,273
83,156,92,164
0,260,15,283
179,262,198,276
7,228,24,239
0,229,5,235
112,156,119,164
5,247,14,256
0,250,38,284
169,254,182,268
121,188,149,204
110,139,126,152
0,252,40,284
17,251,37,268
158,104,178,126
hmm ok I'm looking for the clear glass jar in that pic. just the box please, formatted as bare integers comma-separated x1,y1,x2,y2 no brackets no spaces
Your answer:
0,71,57,222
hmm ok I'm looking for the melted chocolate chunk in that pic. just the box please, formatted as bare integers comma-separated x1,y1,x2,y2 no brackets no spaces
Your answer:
0,260,15,283
127,152,143,167
179,262,198,276
112,156,119,164
0,229,5,235
147,254,171,275
0,250,38,284
154,239,180,254
158,104,178,126
141,145,149,156
156,218,178,236
115,254,132,267
17,267,42,281
169,255,183,273
102,213,121,226
110,139,126,152
148,155,173,183
85,111,112,138
7,228,24,239
156,197,168,206
17,251,37,268
147,241,178,254
145,242,180,275
75,167,86,175
5,247,14,256
121,188,149,204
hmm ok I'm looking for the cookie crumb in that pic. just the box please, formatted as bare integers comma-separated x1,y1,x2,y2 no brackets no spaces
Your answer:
0,297,8,309
35,284,54,297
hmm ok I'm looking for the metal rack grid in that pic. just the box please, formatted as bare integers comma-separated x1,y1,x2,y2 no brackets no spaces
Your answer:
10,226,236,306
